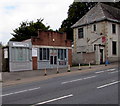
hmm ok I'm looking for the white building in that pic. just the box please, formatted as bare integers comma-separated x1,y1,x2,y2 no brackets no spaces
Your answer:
72,3,120,64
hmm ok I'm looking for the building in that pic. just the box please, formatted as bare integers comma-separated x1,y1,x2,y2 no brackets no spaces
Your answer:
71,3,120,65
6,30,72,72
31,31,72,70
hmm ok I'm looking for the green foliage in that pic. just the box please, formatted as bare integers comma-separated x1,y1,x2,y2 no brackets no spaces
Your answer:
10,18,50,41
59,2,120,41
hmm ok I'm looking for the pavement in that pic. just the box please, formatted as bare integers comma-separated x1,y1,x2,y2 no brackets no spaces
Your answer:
2,63,118,86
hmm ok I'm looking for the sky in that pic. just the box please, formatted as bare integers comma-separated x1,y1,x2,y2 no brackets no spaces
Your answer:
0,0,73,45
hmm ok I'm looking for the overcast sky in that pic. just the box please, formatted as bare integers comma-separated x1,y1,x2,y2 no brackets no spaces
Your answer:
0,0,73,45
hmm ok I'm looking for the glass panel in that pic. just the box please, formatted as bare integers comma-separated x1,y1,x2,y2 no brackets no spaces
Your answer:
54,56,57,64
58,49,60,59
47,48,49,60
61,49,63,60
50,56,53,64
64,49,66,59
43,48,46,60
39,48,42,60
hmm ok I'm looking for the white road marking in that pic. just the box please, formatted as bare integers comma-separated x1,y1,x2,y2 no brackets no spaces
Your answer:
35,94,73,105
97,81,120,89
1,87,41,97
109,71,118,74
95,71,104,74
95,68,116,74
83,76,96,80
61,75,96,84
106,68,116,72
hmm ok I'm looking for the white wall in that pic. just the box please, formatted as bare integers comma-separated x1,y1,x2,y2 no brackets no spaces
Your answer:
106,22,119,61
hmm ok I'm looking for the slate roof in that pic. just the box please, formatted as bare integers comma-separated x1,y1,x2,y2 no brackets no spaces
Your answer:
71,3,120,28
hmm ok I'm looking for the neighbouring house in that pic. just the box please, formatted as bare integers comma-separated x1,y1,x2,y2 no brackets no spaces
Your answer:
71,3,120,65
4,30,72,72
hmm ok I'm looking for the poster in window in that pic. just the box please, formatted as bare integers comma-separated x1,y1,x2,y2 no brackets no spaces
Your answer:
32,48,37,57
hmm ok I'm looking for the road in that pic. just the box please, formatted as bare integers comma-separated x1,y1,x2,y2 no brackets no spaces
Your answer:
2,67,119,105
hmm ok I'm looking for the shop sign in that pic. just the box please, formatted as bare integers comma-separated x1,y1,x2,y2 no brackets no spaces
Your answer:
13,42,29,47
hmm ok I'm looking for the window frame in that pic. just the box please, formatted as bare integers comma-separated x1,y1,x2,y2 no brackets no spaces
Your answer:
39,48,49,61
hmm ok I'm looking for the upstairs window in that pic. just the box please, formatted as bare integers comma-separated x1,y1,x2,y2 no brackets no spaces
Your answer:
112,24,116,34
93,24,96,31
112,41,117,55
78,28,84,39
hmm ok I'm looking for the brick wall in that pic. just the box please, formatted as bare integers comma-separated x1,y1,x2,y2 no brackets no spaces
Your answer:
32,31,71,47
32,57,37,70
31,31,72,69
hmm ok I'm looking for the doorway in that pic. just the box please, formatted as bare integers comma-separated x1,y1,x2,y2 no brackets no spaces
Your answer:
100,49,104,64
50,56,57,65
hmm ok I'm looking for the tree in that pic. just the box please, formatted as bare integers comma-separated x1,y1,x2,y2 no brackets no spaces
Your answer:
10,18,51,41
59,2,120,41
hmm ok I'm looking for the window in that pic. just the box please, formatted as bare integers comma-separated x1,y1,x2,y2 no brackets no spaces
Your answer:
39,48,49,60
112,24,116,34
61,49,64,60
39,48,42,60
78,28,84,39
58,49,66,60
93,24,96,31
112,41,117,55
11,47,29,61
64,49,66,59
58,49,60,59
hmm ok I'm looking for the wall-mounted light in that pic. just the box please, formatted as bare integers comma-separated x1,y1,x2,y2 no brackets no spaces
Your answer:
53,39,55,42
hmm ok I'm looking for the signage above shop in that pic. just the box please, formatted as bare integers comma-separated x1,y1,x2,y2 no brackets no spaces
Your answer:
13,42,29,47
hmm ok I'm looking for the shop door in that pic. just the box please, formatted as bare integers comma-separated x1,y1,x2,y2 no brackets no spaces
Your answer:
50,56,57,65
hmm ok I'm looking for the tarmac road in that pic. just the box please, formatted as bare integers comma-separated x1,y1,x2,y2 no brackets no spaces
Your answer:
2,66,119,105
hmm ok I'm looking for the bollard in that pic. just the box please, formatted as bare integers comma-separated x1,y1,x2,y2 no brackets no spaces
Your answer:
78,63,82,70
89,62,91,68
56,66,59,74
44,68,47,76
67,65,71,72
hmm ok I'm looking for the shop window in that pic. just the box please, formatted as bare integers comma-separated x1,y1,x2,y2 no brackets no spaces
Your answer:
43,48,47,60
58,49,60,59
61,49,64,60
112,41,117,55
58,49,66,60
39,48,42,60
39,48,49,60
11,47,29,62
64,49,66,59
78,28,84,39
